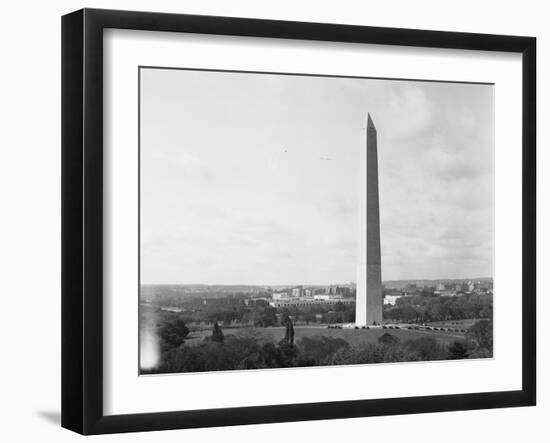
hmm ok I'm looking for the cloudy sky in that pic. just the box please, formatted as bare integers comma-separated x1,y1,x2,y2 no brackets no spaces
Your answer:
140,68,493,285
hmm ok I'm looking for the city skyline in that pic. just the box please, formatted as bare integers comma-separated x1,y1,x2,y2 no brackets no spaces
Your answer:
140,68,493,285
140,276,494,288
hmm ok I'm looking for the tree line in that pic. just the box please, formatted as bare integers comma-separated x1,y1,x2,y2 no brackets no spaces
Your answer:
148,300,357,328
384,293,492,323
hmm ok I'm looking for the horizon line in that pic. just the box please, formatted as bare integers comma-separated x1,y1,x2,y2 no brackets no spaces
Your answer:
140,277,494,287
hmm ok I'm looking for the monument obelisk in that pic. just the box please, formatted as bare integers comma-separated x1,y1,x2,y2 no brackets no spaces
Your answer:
355,114,382,326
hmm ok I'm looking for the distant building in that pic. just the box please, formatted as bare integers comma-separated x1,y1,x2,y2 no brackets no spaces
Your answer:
477,281,493,291
244,297,269,307
338,286,351,296
292,287,303,298
270,298,353,308
272,292,289,300
314,294,343,301
383,295,403,306
325,286,351,296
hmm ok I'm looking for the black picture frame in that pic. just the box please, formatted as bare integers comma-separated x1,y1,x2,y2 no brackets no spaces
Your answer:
62,8,536,435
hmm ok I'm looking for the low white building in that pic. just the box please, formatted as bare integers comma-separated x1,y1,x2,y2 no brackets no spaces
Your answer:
269,298,353,308
383,294,403,306
313,294,343,301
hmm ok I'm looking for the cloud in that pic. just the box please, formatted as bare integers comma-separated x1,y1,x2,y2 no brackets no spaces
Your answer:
142,148,215,182
381,83,433,139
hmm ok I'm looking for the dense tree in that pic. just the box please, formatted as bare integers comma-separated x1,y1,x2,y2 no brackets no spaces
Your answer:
159,318,189,349
466,319,493,351
405,337,447,361
378,333,399,347
342,310,355,323
153,329,494,374
447,340,470,359
325,343,416,365
282,315,294,347
211,322,224,343
246,306,278,327
384,293,493,323
334,302,347,312
260,342,289,368
301,311,317,325
324,311,344,323
295,336,349,366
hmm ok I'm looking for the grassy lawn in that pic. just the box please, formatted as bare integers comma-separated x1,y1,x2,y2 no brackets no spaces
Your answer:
185,324,465,347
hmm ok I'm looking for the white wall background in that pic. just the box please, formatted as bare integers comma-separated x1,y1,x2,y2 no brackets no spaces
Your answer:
0,0,545,441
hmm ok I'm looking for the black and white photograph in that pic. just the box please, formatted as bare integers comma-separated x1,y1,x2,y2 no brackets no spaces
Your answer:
0,0,544,439
138,68,494,374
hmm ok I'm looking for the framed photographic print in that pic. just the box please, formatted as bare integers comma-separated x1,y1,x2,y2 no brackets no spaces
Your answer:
61,8,536,435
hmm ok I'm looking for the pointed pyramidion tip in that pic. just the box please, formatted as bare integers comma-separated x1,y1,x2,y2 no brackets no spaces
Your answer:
367,113,376,131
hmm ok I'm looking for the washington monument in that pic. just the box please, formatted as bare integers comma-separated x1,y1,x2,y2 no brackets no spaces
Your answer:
355,114,382,325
